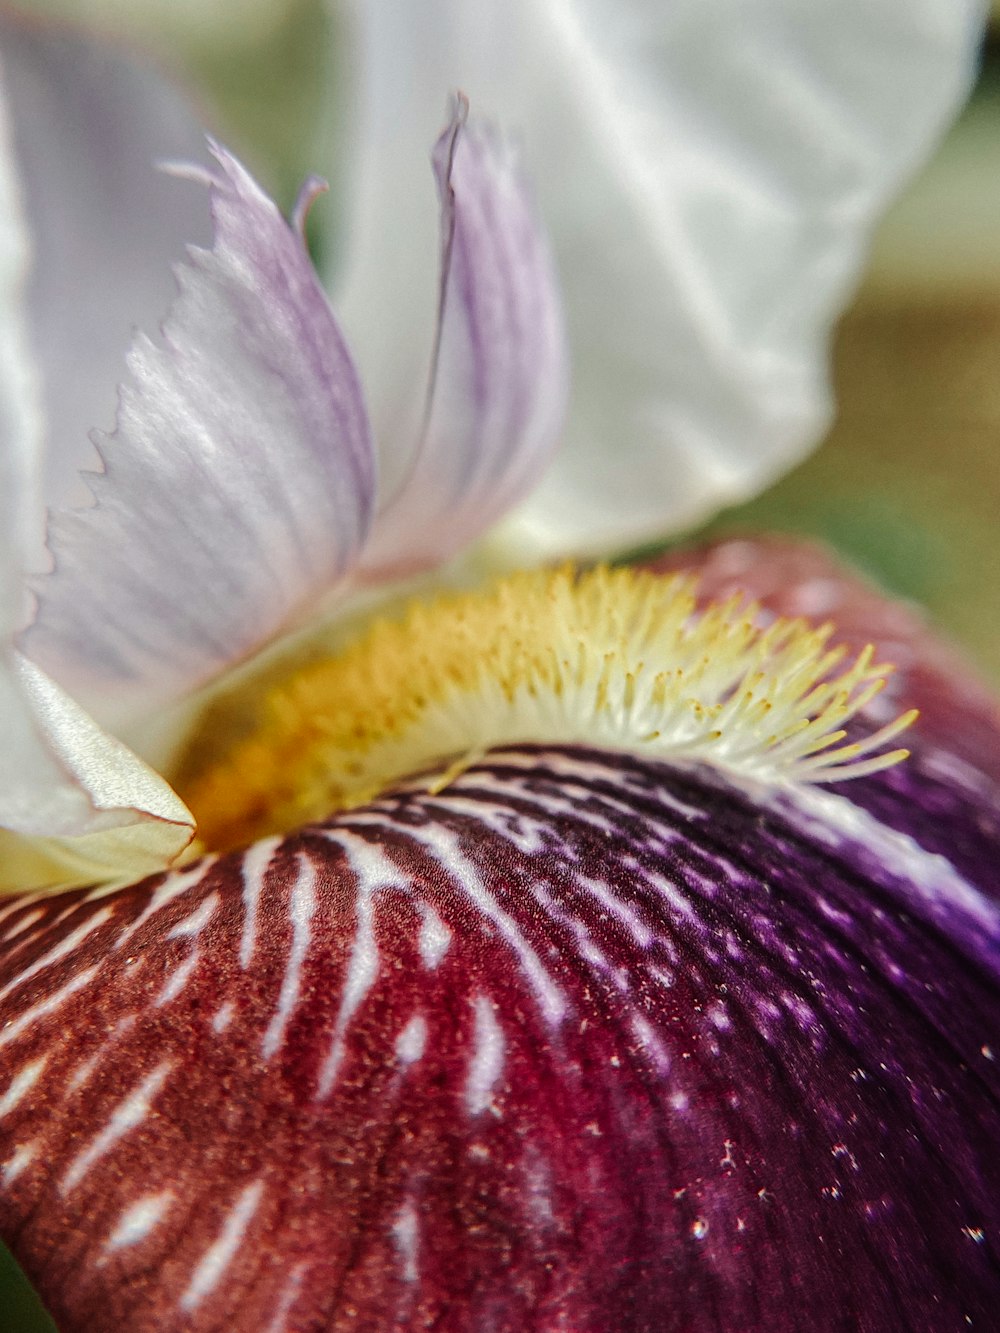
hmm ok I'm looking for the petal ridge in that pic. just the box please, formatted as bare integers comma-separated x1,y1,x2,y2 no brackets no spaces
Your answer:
360,98,568,577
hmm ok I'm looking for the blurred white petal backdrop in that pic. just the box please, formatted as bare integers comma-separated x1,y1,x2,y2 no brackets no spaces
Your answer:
7,0,1000,681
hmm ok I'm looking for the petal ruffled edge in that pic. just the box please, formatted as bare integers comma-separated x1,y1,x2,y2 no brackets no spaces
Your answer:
22,142,375,728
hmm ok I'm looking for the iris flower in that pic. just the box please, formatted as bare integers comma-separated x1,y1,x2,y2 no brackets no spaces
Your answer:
0,5,998,1330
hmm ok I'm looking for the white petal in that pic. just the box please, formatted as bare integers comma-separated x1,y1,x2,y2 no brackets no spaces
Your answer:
0,47,43,638
360,102,568,577
0,14,213,518
24,146,375,727
0,653,194,893
338,0,986,559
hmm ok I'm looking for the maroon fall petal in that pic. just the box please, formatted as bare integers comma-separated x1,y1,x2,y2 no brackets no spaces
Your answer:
1,733,999,1330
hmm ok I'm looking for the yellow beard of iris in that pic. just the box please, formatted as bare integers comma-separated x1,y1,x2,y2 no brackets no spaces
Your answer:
178,565,917,856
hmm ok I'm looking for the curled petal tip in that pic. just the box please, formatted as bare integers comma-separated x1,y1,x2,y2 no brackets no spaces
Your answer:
155,158,216,189
447,88,470,124
362,104,569,576
0,654,194,894
291,174,329,237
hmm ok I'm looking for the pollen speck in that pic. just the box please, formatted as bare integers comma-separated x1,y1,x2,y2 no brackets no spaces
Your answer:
181,565,916,852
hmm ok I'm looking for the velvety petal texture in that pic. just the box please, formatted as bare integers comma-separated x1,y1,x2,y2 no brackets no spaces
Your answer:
360,100,568,578
24,146,375,727
0,13,212,516
1,561,999,1328
338,0,985,560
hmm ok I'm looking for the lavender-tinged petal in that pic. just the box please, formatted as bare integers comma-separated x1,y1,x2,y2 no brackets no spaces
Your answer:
23,144,375,727
360,104,568,578
0,63,42,641
0,741,998,1330
0,15,213,514
339,0,984,561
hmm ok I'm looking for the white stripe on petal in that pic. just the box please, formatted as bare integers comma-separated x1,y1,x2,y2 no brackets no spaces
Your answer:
417,903,452,969
105,1190,174,1253
0,1056,46,1118
155,946,200,1007
0,964,99,1049
1,1140,36,1185
400,819,567,1026
62,1061,173,1193
180,1179,264,1312
464,993,505,1116
261,857,316,1060
115,862,211,950
395,1014,428,1066
240,836,279,969
315,832,395,1097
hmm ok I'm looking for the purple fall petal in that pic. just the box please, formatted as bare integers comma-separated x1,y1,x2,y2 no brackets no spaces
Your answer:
360,100,568,578
23,145,375,726
0,727,999,1328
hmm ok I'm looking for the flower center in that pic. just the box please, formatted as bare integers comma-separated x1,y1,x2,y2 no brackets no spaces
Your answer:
179,565,916,853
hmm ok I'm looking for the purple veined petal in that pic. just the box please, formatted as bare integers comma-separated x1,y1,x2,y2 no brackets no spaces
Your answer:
0,13,213,521
0,729,998,1329
337,0,984,561
0,652,194,892
359,99,568,579
22,144,375,728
